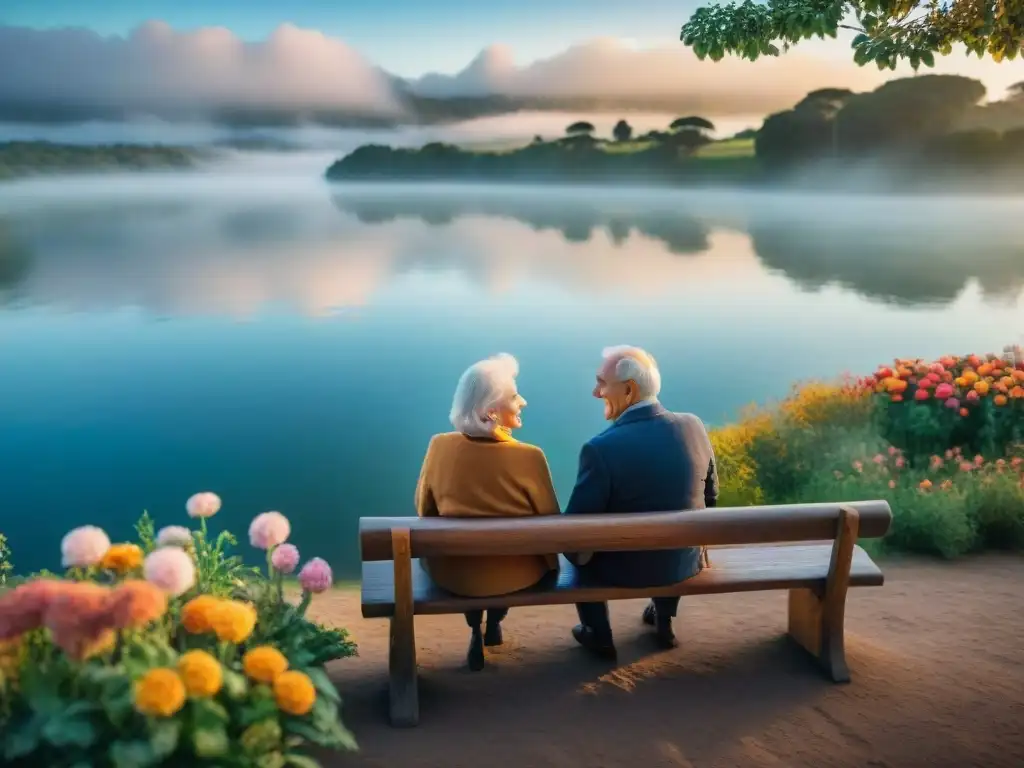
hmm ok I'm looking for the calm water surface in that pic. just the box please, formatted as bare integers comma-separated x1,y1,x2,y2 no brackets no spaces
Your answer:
1,173,1021,576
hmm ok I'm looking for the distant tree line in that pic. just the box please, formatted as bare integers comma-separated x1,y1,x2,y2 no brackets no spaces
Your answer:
754,75,1024,171
0,141,200,181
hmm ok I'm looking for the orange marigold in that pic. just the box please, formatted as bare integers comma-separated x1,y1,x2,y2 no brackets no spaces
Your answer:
242,646,289,684
209,600,257,644
973,380,990,396
134,668,186,717
273,670,316,716
994,394,1008,407
177,650,223,698
101,543,144,573
181,595,223,634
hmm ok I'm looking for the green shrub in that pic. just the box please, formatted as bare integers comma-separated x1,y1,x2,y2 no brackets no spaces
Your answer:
710,354,1024,558
0,533,11,587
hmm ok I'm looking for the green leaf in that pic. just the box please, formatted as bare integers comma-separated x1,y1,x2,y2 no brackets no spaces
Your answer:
192,724,230,758
284,755,322,768
921,51,935,67
303,667,341,705
221,668,249,700
42,708,98,749
110,739,159,768
3,715,43,759
148,719,182,759
191,697,230,726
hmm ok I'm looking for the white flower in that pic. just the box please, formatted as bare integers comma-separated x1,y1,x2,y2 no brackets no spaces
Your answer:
155,525,193,548
61,525,111,568
143,547,196,597
186,492,221,519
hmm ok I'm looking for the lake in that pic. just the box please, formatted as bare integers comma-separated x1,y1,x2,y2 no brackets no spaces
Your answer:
1,170,1022,577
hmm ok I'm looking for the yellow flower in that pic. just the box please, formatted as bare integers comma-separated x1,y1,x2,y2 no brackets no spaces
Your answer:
181,594,223,634
134,668,186,717
273,670,316,716
973,379,989,396
209,600,258,644
177,650,223,698
80,629,117,660
0,637,23,683
101,543,144,573
242,646,289,684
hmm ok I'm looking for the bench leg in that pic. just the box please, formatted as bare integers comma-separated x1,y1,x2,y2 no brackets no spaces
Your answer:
388,528,419,727
787,505,860,683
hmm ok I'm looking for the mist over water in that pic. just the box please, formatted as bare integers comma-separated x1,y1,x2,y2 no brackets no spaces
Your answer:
1,160,1022,575
0,111,761,151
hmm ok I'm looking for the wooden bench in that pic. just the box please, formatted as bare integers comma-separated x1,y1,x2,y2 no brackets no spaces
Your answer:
359,500,892,727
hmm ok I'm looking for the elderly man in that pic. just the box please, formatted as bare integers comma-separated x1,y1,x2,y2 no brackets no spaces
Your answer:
564,345,718,658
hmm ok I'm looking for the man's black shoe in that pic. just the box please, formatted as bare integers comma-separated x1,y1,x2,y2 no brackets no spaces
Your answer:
571,624,617,660
484,620,503,647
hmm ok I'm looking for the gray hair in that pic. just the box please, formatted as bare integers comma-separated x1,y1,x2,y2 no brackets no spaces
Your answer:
602,345,662,399
450,353,520,437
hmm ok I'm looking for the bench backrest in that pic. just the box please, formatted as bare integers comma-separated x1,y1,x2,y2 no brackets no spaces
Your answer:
359,501,892,561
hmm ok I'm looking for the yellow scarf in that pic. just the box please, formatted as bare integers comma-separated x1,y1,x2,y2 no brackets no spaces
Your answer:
493,427,517,443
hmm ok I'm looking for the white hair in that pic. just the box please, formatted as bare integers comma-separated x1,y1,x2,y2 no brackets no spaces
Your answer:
450,353,520,437
601,345,662,399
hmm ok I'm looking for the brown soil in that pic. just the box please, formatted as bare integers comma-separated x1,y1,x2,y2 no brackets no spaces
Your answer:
311,554,1024,768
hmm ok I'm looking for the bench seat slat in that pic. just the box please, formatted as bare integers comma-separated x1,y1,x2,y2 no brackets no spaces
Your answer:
361,544,883,619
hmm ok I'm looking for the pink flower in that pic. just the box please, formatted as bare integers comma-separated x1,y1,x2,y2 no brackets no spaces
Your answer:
298,558,333,593
1013,457,1023,468
944,397,960,409
155,526,193,548
143,547,196,597
935,383,954,400
945,449,954,459
61,526,111,568
271,543,300,575
974,454,985,466
895,457,905,468
887,446,898,456
186,492,221,519
959,462,974,472
249,511,291,550
872,454,884,464
966,390,980,402
851,461,863,473
888,480,896,489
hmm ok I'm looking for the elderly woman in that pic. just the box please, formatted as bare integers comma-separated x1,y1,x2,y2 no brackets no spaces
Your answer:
414,353,560,671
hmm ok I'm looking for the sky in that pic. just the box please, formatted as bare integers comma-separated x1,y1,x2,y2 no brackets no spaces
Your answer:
2,0,698,76
0,0,1017,126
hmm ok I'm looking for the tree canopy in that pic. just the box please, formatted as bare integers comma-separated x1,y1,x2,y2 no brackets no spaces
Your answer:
612,119,634,141
670,115,716,132
566,121,596,135
680,0,1024,71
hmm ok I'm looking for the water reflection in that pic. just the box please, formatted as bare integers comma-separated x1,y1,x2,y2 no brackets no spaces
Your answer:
331,190,1024,308
0,184,1022,316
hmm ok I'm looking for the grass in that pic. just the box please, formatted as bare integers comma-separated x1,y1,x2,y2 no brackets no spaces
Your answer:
696,137,755,158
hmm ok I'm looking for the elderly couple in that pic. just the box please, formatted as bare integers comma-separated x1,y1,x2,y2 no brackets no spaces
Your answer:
414,345,719,671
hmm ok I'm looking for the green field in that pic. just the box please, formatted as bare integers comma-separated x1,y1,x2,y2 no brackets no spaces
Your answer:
696,137,755,158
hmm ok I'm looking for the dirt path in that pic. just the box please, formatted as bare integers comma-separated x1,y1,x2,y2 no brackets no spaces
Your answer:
311,555,1024,768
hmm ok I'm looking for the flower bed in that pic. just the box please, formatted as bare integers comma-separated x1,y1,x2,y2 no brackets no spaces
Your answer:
710,347,1024,558
0,493,357,768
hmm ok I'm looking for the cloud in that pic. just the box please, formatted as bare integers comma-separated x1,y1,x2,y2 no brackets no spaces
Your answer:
408,38,886,115
0,23,1012,128
0,22,401,119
